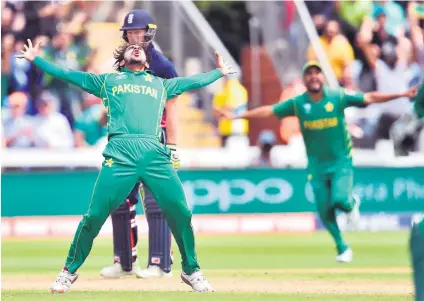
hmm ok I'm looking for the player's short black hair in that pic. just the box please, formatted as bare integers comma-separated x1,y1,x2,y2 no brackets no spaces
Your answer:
113,42,152,72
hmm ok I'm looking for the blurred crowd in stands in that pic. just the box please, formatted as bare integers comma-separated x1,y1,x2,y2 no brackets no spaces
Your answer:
1,0,423,157
1,1,134,149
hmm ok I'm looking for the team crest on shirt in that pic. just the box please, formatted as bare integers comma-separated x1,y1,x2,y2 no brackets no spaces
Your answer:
104,158,114,167
303,103,311,113
116,73,127,80
144,74,153,82
324,102,334,112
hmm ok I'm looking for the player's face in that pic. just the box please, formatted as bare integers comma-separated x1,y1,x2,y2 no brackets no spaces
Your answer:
126,29,147,44
303,67,324,93
123,44,147,66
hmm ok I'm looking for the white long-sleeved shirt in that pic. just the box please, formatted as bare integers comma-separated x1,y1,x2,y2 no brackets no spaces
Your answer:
32,112,74,149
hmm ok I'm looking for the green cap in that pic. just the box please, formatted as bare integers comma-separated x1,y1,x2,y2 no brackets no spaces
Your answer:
302,60,322,75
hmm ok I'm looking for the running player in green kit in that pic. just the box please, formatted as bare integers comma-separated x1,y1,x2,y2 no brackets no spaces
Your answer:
217,61,417,263
16,39,235,294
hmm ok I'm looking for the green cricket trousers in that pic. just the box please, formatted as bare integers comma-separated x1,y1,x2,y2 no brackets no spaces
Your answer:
310,164,356,254
64,134,199,274
410,221,424,301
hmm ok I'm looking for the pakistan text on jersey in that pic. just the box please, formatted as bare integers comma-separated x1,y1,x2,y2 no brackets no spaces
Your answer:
303,117,338,130
111,84,158,98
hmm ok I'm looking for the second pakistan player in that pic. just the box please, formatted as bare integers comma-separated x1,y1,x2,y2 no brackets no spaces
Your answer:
217,61,417,262
16,39,235,293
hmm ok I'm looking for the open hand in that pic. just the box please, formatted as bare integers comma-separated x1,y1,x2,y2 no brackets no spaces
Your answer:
214,107,237,120
15,39,43,62
215,51,236,76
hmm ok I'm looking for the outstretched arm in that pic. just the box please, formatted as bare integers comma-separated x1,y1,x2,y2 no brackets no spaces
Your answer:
342,87,418,108
163,69,223,99
364,88,418,104
216,105,274,119
163,51,235,100
16,39,106,97
216,99,296,120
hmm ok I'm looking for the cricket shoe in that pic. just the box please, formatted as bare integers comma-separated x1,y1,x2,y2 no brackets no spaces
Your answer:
49,269,78,294
100,259,142,279
336,248,353,263
136,265,173,279
346,194,361,231
181,270,213,292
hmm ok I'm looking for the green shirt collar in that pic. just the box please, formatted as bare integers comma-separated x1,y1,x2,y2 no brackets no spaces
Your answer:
305,85,328,103
120,68,154,75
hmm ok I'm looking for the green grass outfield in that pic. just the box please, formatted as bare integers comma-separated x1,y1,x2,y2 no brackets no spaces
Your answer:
1,231,415,301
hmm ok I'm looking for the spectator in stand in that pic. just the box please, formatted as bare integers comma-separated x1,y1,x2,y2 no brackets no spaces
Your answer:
388,1,424,156
1,34,14,104
8,1,61,41
251,130,276,167
409,1,424,70
43,25,86,126
9,38,42,102
74,93,107,147
32,91,74,149
65,12,95,71
372,0,406,37
357,16,413,143
213,76,249,146
2,92,34,148
350,8,398,93
305,1,336,35
1,4,14,37
307,20,355,83
341,67,360,91
335,0,373,50
371,7,398,48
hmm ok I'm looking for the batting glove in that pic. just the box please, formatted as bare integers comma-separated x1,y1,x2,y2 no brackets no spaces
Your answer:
166,144,180,170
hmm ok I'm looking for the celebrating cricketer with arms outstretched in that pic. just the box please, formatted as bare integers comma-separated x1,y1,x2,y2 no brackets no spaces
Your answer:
217,61,417,263
100,9,180,280
16,38,235,294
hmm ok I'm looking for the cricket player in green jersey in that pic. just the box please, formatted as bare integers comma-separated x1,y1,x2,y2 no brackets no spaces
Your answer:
411,216,424,301
16,39,235,293
409,80,424,301
217,61,417,263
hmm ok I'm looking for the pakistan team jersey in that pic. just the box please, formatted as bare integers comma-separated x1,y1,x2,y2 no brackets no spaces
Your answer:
272,86,366,173
33,56,222,139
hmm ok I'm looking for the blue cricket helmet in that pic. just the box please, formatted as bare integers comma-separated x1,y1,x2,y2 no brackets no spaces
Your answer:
120,9,157,43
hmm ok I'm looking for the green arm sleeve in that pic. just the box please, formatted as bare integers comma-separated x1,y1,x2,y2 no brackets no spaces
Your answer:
414,80,424,118
272,99,296,119
33,56,106,97
341,88,366,108
163,69,223,100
